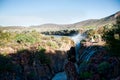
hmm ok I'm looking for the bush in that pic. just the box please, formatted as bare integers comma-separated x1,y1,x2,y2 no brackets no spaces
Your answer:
0,31,14,46
80,71,92,79
15,33,36,44
46,41,58,49
38,46,46,52
85,29,96,38
98,62,110,73
103,15,120,56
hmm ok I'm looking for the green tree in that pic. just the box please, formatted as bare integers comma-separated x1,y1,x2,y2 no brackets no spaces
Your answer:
86,29,96,38
103,14,120,56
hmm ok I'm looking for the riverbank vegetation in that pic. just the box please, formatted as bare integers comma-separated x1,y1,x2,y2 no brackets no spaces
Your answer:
41,29,79,36
0,30,74,54
103,15,120,56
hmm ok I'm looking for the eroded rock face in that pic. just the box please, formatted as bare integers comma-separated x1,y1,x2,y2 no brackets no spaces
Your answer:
78,44,107,62
56,41,120,80
67,47,76,63
48,50,67,73
64,47,79,80
0,48,69,80
77,43,120,80
64,61,78,80
0,36,75,80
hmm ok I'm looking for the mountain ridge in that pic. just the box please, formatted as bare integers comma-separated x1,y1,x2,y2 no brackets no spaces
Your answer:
30,11,119,29
0,11,120,32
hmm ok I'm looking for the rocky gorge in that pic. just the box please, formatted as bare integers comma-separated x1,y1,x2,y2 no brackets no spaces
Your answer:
0,32,75,80
0,10,120,80
53,34,120,80
0,32,120,80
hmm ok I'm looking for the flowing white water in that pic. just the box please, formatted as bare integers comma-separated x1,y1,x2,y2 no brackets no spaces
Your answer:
52,34,84,80
85,50,96,61
79,46,98,62
80,46,93,61
71,34,85,62
52,72,67,80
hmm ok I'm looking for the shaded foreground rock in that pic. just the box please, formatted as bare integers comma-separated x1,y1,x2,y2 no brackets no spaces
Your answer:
0,48,69,80
77,42,120,80
64,47,79,80
60,41,120,80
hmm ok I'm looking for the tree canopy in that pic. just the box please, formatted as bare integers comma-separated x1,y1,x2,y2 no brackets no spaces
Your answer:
103,15,120,56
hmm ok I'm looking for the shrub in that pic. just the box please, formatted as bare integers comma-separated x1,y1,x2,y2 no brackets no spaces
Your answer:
38,46,46,52
98,62,110,73
103,15,120,56
50,36,54,39
30,30,42,41
0,31,14,46
79,71,92,79
15,33,36,44
86,29,96,38
61,36,69,43
46,41,58,49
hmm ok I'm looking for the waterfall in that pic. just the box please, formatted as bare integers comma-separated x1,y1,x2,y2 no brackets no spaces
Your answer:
52,34,85,80
71,34,85,62
80,46,93,61
79,46,98,62
52,34,103,80
52,72,67,80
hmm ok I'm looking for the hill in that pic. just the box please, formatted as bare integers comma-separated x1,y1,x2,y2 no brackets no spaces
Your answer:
31,11,119,29
0,11,120,32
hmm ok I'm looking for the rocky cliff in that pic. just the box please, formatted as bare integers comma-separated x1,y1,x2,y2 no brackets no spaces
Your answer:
0,32,75,80
64,41,120,80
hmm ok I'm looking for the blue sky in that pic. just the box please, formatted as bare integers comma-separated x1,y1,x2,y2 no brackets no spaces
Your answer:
0,0,120,26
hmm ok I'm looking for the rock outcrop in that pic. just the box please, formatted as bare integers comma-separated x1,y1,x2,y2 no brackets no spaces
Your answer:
0,42,74,80
62,41,120,80
77,42,120,80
